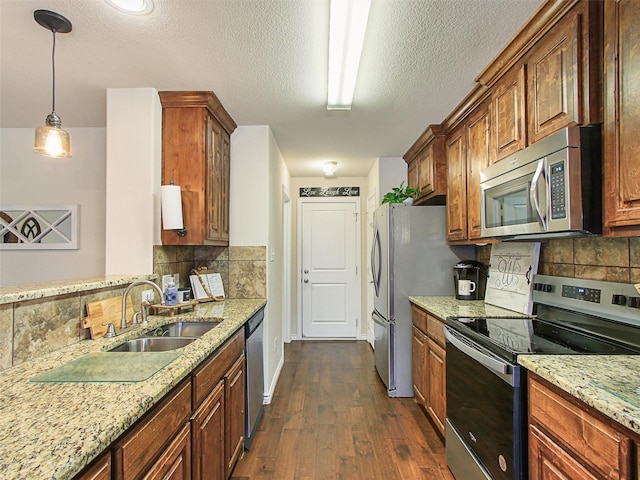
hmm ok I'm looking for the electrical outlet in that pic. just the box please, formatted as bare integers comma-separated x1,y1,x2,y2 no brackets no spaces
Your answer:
273,337,277,353
142,289,155,303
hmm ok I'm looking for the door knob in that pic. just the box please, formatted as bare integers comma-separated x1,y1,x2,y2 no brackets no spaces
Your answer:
304,279,309,283
304,269,309,274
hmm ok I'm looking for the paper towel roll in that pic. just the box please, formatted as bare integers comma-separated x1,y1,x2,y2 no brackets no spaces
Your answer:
161,185,184,230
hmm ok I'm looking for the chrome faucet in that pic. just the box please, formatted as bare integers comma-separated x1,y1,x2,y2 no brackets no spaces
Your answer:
121,280,164,330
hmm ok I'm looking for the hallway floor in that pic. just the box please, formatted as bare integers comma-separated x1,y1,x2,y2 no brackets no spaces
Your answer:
231,341,454,480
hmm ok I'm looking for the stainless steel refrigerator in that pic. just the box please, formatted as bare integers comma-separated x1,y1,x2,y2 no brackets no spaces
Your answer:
370,203,472,397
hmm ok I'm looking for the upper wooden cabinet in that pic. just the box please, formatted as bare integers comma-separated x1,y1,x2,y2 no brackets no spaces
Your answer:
445,123,467,242
492,63,527,161
159,91,237,246
403,125,447,205
603,0,640,236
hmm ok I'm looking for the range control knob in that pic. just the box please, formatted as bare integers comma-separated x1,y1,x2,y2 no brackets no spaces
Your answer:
542,284,553,293
612,294,627,306
628,297,640,309
533,283,542,291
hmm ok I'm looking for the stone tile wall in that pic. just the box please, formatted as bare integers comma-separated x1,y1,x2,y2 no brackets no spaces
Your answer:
479,237,639,283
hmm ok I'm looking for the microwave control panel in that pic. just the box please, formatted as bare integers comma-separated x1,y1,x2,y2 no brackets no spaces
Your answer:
550,161,566,219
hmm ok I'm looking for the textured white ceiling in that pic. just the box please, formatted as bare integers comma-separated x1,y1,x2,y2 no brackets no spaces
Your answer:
0,0,543,177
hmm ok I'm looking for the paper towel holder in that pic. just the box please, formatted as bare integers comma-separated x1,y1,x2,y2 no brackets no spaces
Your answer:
161,180,188,237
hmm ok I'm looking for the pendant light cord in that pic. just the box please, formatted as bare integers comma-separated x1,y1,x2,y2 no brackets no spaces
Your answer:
51,29,56,114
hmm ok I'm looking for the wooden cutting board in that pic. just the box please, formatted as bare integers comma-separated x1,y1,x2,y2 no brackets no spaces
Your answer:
82,296,134,339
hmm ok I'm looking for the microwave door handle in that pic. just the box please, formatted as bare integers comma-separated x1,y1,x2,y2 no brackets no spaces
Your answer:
530,159,547,231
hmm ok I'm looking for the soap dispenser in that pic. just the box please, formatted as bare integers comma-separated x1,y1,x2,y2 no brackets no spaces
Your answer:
164,279,178,306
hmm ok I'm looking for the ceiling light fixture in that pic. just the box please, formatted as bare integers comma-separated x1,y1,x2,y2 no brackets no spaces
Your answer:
105,0,154,15
323,161,338,178
327,0,372,110
33,10,72,159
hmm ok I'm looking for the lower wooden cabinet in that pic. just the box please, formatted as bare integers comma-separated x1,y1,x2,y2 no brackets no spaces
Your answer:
75,451,111,480
191,380,225,480
225,353,246,478
411,304,447,439
528,373,636,480
143,424,191,480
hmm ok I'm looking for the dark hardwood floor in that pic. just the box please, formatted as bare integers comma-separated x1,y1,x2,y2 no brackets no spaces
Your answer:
231,341,454,480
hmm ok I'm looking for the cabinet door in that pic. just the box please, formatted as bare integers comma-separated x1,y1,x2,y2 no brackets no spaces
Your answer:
418,143,435,197
412,325,428,408
492,63,526,161
225,354,246,478
192,380,225,480
220,131,231,243
445,124,467,242
76,451,111,480
466,98,493,240
604,0,640,234
207,115,223,243
426,339,446,439
526,11,581,143
407,160,419,197
143,424,191,480
529,425,600,480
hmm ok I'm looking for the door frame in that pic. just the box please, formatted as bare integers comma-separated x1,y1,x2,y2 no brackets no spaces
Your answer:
296,196,362,340
282,185,292,343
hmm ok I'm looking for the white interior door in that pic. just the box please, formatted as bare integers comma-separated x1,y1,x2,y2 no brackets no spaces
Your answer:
301,199,359,338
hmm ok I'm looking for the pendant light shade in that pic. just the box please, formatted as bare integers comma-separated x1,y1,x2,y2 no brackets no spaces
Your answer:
33,10,73,159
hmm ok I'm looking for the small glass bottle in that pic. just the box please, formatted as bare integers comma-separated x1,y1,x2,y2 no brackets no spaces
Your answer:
164,281,178,306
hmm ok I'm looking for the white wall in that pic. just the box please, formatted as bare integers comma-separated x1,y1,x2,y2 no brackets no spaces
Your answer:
0,127,107,285
104,88,162,275
230,125,291,403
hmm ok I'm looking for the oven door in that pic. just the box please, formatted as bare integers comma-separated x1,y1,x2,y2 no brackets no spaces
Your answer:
445,327,526,480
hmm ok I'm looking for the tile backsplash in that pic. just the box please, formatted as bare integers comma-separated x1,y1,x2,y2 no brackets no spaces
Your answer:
479,237,639,283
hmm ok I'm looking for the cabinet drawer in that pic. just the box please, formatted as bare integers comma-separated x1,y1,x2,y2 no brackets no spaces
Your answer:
192,330,244,407
113,379,192,480
426,314,445,348
529,376,632,480
411,305,428,333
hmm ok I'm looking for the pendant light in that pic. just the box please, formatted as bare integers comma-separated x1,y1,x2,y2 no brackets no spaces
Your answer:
33,10,73,158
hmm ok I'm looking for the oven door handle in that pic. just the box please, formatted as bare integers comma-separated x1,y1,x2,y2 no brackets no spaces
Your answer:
445,327,511,376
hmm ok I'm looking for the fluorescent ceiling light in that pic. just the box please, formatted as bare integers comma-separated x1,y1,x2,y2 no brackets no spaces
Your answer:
105,0,154,15
327,0,372,110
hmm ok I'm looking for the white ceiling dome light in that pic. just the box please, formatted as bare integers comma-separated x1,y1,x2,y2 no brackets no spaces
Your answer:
105,0,154,15
323,161,338,178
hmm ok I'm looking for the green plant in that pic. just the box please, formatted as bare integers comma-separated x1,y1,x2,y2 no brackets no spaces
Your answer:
381,181,418,204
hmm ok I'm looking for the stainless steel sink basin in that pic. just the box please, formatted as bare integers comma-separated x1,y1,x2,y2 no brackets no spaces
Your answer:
108,337,196,352
149,321,220,338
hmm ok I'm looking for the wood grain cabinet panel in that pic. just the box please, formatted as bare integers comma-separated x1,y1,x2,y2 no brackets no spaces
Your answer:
492,63,526,161
159,91,236,246
526,10,581,144
191,380,225,480
143,424,191,480
225,353,246,478
403,125,447,205
604,0,640,235
426,339,446,438
445,124,467,242
412,325,428,408
528,374,633,480
465,98,493,240
75,451,111,480
407,160,418,197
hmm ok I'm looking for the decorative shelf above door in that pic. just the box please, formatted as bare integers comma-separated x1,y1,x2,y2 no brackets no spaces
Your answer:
0,205,78,249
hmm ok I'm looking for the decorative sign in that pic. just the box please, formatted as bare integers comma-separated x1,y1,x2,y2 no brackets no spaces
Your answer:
299,187,360,197
484,242,541,314
0,205,79,250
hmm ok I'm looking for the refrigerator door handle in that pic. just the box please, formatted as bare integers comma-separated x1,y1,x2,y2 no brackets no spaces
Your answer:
371,224,381,297
372,309,387,326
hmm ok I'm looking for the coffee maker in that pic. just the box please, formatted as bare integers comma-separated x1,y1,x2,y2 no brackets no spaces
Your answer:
453,260,487,300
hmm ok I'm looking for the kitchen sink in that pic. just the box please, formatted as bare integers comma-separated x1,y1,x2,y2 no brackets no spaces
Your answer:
148,321,220,338
108,337,196,352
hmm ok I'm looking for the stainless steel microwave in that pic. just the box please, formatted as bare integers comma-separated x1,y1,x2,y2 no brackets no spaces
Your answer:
480,125,602,240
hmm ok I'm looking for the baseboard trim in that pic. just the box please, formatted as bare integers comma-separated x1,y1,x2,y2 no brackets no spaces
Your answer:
263,352,284,405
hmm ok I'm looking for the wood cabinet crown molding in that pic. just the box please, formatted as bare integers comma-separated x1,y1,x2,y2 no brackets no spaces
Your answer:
403,124,445,162
159,91,237,135
442,84,491,133
476,0,580,88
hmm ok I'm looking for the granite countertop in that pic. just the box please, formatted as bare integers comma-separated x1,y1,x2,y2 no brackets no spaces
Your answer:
519,355,640,435
0,275,157,305
0,298,266,480
408,295,530,320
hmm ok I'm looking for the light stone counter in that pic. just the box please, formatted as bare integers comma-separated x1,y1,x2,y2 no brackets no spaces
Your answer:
0,275,156,305
409,295,529,320
519,355,640,435
0,298,266,480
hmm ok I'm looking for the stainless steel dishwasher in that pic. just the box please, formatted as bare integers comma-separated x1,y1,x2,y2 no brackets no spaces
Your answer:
244,307,265,449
